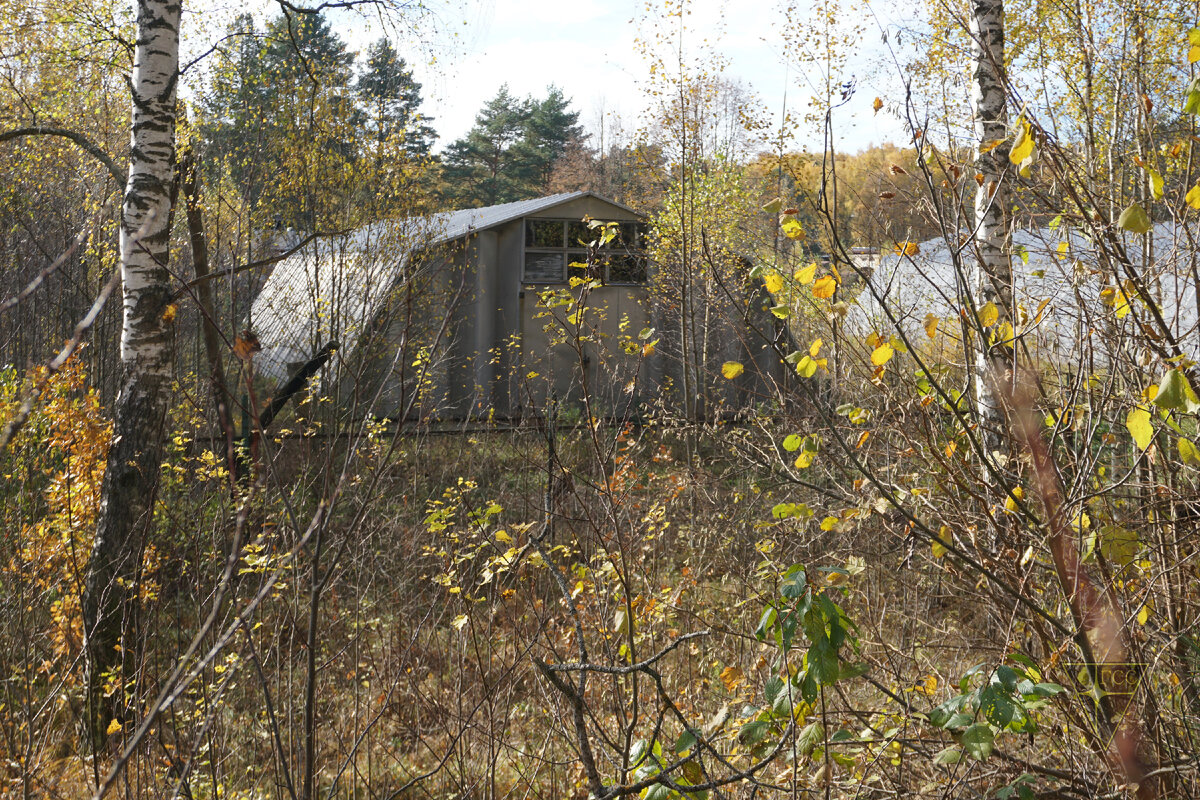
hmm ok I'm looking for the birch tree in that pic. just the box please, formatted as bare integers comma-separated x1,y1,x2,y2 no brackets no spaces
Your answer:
968,0,1012,476
82,0,181,736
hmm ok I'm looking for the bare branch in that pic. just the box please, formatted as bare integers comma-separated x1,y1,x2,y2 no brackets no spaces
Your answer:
0,125,126,185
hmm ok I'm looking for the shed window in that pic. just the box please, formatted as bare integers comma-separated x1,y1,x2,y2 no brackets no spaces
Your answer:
522,218,649,285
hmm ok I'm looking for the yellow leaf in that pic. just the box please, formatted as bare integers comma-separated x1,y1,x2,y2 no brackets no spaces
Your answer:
613,608,630,637
1180,438,1200,465
856,430,870,448
721,361,744,379
780,216,806,240
1137,603,1151,625
1126,405,1154,450
870,343,894,366
1117,202,1152,234
924,314,939,338
932,525,952,558
812,275,837,299
1191,45,1200,62
1187,184,1200,210
1191,27,1200,45
763,271,784,294
494,530,512,544
719,665,745,692
106,719,122,736
1010,119,1034,165
795,263,817,284
1056,241,1069,256
894,240,920,256
1004,486,1024,513
642,341,656,357
872,96,883,113
794,449,816,468
1114,290,1132,319
809,338,823,357
1149,168,1164,200
820,516,838,532
451,614,469,631
979,301,999,327
993,321,1015,347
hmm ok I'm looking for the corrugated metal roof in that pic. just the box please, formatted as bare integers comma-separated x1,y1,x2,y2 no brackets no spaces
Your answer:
248,192,642,383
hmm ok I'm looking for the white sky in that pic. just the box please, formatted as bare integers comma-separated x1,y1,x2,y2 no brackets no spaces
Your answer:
407,0,913,154
192,0,917,155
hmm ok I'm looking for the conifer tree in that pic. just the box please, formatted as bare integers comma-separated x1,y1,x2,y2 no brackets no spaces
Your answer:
358,38,435,158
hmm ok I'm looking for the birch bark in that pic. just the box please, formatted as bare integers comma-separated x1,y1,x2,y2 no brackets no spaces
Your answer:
969,0,1012,455
82,0,181,736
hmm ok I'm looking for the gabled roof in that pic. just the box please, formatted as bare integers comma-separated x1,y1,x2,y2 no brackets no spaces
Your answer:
427,191,644,242
249,192,644,383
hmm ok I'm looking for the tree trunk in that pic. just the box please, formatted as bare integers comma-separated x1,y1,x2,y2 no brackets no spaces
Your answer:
82,0,181,740
969,0,1011,459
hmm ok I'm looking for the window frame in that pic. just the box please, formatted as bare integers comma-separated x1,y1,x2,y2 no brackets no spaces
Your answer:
522,218,648,285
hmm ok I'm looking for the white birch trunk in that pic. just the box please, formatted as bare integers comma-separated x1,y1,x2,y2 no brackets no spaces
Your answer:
83,0,181,737
969,0,1011,449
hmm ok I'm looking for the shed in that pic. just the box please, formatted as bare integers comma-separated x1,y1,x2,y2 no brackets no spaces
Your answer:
250,192,659,421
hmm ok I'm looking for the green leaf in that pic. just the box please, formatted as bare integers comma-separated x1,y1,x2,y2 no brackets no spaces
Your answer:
839,662,870,679
796,721,823,756
1126,405,1154,449
738,719,771,746
763,676,784,704
630,739,650,768
754,606,777,641
645,783,670,800
681,760,704,785
675,728,698,754
934,747,962,765
960,724,995,760
780,565,808,598
1154,368,1200,412
1099,525,1140,566
782,434,804,452
1117,203,1152,234
981,687,1016,728
994,665,1019,692
1186,77,1200,115
928,695,966,728
770,304,791,319
943,712,975,731
763,197,783,215
808,638,840,686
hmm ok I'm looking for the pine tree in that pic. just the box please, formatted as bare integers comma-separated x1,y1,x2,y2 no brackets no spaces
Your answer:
442,85,584,207
442,85,533,206
525,86,583,186
357,38,435,158
263,11,354,87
